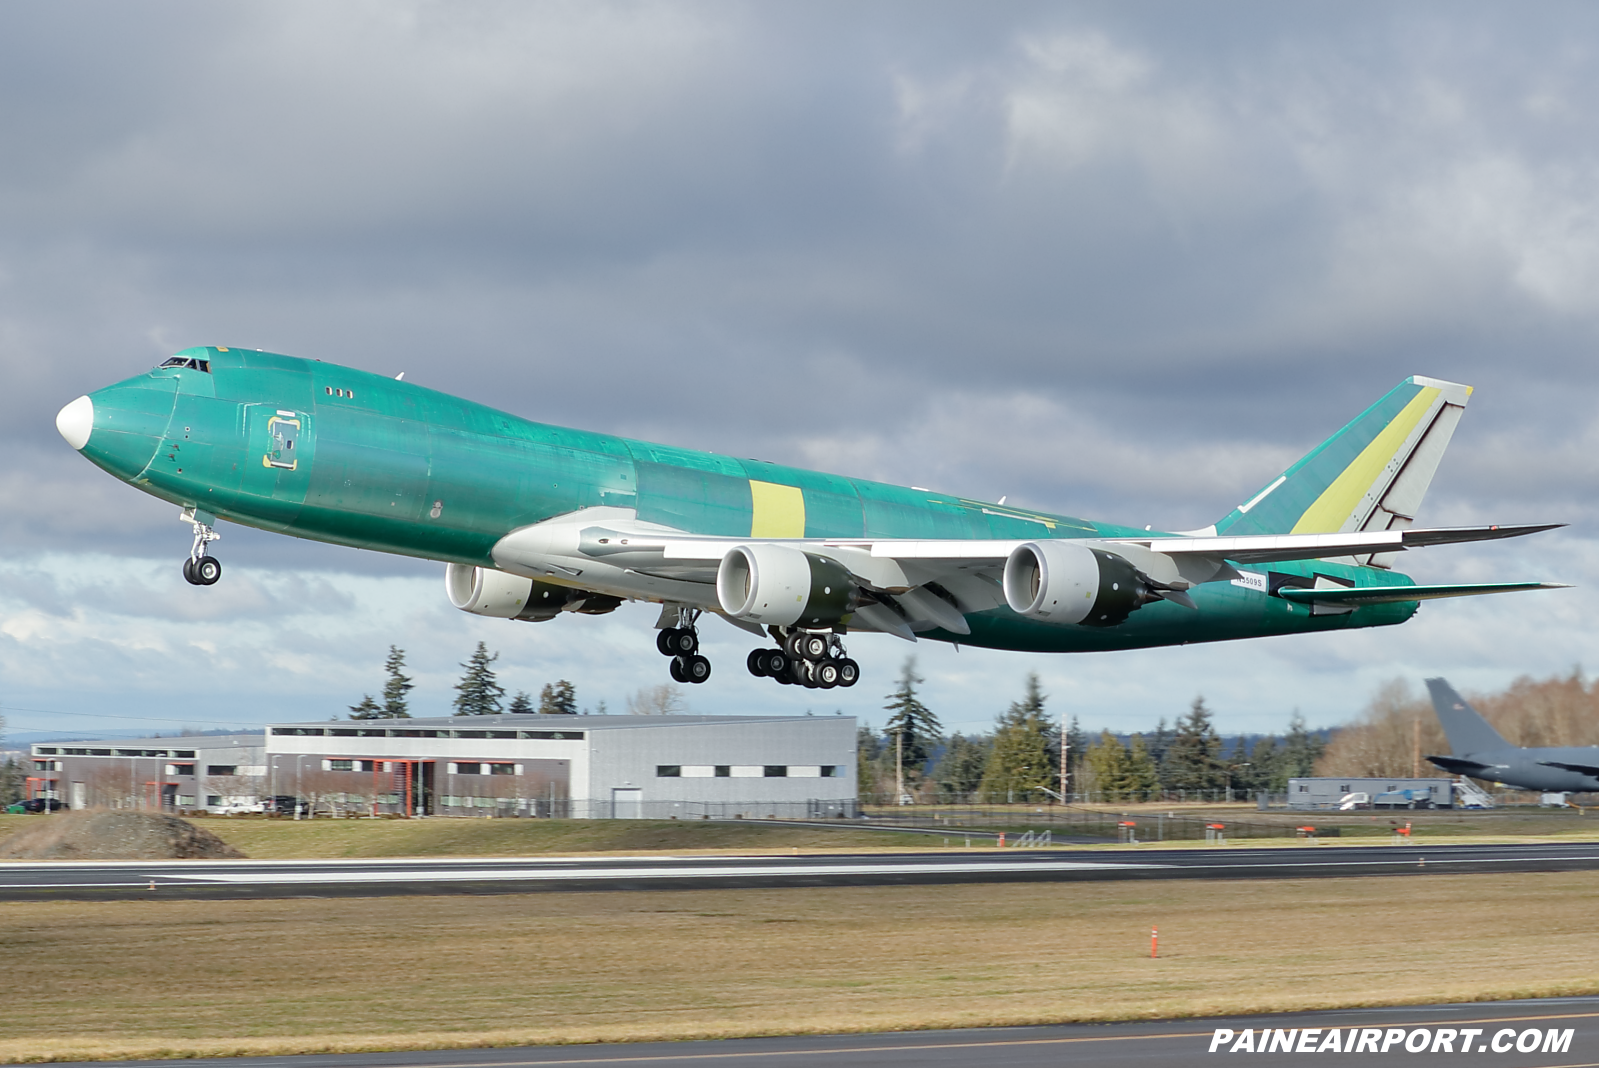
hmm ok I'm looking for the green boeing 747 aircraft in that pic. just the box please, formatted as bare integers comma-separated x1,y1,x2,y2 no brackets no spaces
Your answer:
56,348,1564,689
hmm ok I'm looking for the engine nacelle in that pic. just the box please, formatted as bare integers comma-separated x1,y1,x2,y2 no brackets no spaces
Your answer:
716,544,855,627
1002,541,1156,627
445,563,590,622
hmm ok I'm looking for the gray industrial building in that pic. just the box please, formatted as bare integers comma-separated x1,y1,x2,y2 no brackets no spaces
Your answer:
30,713,857,819
1286,776,1473,810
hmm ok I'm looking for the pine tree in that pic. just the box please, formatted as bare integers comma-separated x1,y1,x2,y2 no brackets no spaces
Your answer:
0,756,24,805
348,694,385,720
1085,730,1131,801
538,680,578,715
978,674,1053,801
1162,696,1225,794
1063,714,1087,799
931,733,990,801
857,723,885,798
1279,711,1325,784
381,646,414,718
883,658,942,794
1249,735,1283,794
452,641,505,716
1125,734,1160,800
507,691,535,714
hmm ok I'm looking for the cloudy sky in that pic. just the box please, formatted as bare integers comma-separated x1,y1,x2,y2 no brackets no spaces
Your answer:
3,0,1597,742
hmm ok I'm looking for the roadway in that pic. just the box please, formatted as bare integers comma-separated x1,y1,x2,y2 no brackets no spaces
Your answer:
2,841,1598,899
31,997,1599,1067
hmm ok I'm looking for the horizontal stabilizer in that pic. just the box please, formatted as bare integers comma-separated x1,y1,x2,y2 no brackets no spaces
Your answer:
1426,755,1501,776
1537,760,1599,778
1120,523,1565,566
1276,581,1570,607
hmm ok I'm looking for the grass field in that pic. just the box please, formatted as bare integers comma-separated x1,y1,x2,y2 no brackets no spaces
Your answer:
3,872,1598,1061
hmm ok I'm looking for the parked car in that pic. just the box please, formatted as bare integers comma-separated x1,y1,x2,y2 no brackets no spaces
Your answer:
7,799,68,813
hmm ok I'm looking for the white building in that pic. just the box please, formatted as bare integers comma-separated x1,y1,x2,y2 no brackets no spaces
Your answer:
264,713,856,818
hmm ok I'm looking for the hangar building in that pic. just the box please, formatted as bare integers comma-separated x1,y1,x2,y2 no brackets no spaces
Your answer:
31,713,856,819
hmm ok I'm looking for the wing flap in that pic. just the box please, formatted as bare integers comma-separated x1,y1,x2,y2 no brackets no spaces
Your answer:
1537,760,1599,777
1277,581,1569,606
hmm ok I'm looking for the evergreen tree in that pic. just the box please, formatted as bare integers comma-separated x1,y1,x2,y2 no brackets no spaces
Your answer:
348,694,385,720
0,756,24,805
1162,696,1225,794
452,641,505,716
1149,717,1175,791
507,691,535,714
381,646,414,718
1248,736,1283,795
931,733,990,801
857,723,885,797
883,658,942,791
978,674,1053,801
538,680,578,715
1125,734,1160,800
1085,730,1131,801
1063,715,1087,799
1276,711,1325,788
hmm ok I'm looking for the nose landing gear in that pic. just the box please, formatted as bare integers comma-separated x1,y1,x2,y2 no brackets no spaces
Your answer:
747,627,859,690
180,508,222,587
655,606,711,684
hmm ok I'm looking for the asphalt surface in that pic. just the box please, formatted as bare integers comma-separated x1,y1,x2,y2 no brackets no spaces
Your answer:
26,997,1599,1068
2,841,1598,899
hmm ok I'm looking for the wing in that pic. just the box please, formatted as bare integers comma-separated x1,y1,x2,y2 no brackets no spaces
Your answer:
1537,760,1599,777
1426,755,1505,776
1277,581,1570,607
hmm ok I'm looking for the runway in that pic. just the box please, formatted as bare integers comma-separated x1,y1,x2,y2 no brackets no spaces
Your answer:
2,841,1597,899
32,997,1599,1067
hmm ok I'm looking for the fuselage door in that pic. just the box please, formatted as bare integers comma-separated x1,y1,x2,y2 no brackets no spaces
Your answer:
265,413,300,470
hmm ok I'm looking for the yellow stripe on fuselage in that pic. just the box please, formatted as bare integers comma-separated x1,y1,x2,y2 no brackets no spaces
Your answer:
749,480,806,538
1291,387,1440,534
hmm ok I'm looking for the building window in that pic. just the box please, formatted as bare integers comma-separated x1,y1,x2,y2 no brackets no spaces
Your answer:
176,795,195,807
327,760,353,772
763,766,788,777
455,763,482,775
207,765,238,776
488,763,516,775
715,766,731,777
657,765,682,777
206,795,223,806
820,766,837,778
167,764,195,777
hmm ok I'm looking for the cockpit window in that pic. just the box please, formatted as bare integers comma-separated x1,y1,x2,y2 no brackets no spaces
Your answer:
159,357,211,373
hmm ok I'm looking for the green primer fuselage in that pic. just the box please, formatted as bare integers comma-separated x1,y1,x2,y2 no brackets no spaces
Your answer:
80,347,1418,651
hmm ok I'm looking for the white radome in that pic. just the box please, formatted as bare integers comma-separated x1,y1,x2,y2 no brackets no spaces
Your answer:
56,395,93,450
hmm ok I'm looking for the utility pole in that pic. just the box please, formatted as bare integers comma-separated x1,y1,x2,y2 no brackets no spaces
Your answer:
894,726,905,804
1060,714,1069,803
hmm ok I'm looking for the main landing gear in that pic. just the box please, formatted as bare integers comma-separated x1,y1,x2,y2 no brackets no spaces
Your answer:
655,609,711,684
181,511,222,587
746,628,859,690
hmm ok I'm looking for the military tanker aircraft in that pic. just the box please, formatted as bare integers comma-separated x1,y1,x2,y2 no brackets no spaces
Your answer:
56,348,1564,689
1426,678,1599,795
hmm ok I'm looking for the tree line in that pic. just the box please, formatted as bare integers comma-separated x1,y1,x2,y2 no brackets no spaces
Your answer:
346,642,580,718
858,659,1326,804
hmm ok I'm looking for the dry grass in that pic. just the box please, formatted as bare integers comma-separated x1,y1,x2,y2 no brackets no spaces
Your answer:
2,872,1598,1061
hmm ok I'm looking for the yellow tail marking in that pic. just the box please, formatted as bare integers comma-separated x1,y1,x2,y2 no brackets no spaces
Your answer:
749,480,805,538
1291,387,1440,534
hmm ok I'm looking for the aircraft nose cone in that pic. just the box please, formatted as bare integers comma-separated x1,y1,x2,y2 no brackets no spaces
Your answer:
56,395,94,450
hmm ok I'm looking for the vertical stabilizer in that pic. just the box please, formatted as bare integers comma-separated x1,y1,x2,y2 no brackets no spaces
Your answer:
1425,678,1510,756
1216,376,1471,565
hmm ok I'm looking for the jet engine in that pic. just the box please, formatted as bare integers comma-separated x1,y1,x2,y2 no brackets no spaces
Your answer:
1002,541,1168,627
445,563,617,622
716,544,856,627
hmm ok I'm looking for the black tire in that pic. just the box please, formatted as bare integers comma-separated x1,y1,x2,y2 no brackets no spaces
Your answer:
194,556,222,585
783,632,806,659
684,654,712,684
669,656,690,683
801,634,829,661
181,558,200,585
657,628,678,656
668,628,698,655
795,660,819,688
762,649,790,677
746,649,768,677
815,659,841,688
838,658,860,687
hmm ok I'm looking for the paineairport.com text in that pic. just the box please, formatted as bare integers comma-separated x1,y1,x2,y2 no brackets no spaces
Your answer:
1208,1027,1573,1054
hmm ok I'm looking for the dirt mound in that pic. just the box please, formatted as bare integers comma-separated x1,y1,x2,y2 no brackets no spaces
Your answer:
0,810,247,860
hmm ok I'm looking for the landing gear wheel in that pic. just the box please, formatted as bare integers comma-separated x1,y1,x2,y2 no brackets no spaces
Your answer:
837,658,860,687
794,659,820,688
800,634,829,661
761,649,790,678
192,556,222,585
783,632,806,659
683,654,712,684
746,649,769,677
663,628,698,656
815,659,841,688
657,628,678,656
182,558,199,585
669,656,690,683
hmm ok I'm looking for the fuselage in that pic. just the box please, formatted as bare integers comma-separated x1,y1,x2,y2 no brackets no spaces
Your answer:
68,346,1419,651
1441,748,1599,794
